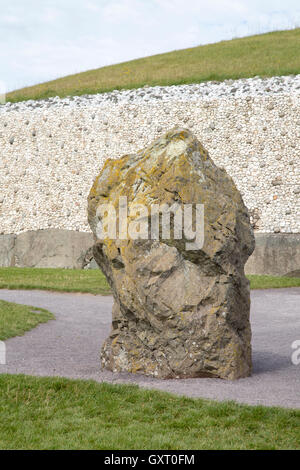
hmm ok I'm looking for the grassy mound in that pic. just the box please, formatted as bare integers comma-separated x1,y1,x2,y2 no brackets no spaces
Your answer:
7,28,300,103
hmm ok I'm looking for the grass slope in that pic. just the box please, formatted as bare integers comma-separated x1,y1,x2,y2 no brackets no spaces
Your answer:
0,268,299,294
0,374,299,450
0,299,54,340
8,28,300,103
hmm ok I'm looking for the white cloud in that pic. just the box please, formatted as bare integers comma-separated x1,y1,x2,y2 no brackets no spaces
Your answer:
102,0,144,24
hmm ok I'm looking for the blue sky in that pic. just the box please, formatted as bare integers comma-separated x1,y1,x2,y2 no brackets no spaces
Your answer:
1,0,299,91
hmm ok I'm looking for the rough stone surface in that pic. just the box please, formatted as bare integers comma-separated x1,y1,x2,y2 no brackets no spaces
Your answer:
245,233,300,276
1,230,299,276
13,229,93,268
88,128,255,380
0,234,16,266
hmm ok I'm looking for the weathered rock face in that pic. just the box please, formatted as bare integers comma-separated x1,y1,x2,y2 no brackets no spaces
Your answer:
88,128,255,380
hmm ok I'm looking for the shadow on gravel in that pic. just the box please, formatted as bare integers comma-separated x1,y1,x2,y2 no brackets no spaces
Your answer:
252,350,290,374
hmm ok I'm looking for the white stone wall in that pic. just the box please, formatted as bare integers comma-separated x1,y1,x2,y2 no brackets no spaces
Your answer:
0,76,299,235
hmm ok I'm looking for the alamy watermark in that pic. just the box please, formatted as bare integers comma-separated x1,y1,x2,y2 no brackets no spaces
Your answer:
0,341,6,365
291,340,300,366
0,80,6,105
96,197,204,250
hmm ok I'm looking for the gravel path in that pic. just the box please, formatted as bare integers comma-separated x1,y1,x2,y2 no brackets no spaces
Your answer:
0,288,299,408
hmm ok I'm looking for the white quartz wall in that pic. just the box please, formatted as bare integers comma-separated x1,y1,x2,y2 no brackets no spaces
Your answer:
0,75,299,235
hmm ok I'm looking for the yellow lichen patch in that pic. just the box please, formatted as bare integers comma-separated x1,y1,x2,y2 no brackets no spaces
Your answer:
209,306,220,316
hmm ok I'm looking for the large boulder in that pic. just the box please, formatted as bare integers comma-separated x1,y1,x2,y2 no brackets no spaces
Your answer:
88,128,255,380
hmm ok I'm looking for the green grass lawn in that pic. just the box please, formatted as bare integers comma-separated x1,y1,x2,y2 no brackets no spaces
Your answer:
7,28,300,103
0,299,54,341
247,275,300,290
0,267,110,295
0,374,299,450
0,267,299,294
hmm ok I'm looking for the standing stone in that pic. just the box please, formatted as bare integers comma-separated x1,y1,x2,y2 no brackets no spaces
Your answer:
88,128,255,379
